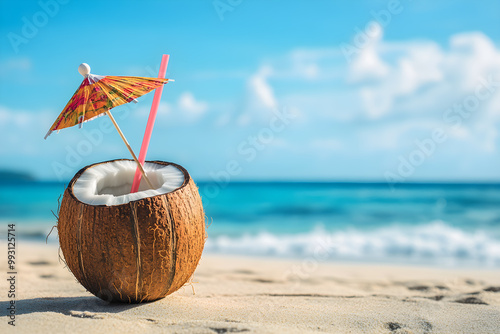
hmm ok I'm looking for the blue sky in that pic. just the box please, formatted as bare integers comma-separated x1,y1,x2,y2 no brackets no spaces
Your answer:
0,0,499,182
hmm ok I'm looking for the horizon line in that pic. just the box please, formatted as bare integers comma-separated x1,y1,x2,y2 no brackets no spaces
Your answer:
4,179,500,186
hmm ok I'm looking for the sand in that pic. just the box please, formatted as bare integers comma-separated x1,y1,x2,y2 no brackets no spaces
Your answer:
1,241,500,333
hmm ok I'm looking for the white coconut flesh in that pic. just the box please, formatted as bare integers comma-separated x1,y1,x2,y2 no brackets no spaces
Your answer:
72,160,185,206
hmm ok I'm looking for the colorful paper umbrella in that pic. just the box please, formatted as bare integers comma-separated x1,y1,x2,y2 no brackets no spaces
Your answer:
45,63,172,188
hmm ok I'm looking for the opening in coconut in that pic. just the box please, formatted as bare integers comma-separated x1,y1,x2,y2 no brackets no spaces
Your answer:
72,160,185,206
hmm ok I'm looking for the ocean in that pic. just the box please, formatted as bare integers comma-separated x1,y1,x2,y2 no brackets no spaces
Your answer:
2,181,500,267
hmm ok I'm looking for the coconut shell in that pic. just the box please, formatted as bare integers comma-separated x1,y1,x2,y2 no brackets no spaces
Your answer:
57,159,205,303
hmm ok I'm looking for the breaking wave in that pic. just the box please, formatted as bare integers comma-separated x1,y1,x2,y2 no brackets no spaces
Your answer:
205,221,500,267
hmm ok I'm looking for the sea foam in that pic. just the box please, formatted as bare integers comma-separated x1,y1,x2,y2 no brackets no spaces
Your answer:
205,221,500,267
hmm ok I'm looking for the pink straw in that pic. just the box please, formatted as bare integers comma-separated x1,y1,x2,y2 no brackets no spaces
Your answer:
130,54,170,193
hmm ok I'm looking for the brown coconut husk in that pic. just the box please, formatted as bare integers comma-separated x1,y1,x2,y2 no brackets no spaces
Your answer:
57,159,206,303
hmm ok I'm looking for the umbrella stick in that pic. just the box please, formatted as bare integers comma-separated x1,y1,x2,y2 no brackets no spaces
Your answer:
105,110,155,190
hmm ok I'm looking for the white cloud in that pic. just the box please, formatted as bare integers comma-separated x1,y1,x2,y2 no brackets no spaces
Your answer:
269,29,500,153
360,119,440,150
261,29,499,126
0,105,55,154
214,112,231,127
135,101,170,118
0,57,32,76
348,37,446,119
348,23,389,82
247,65,277,110
351,31,500,124
262,48,344,82
174,27,500,171
157,101,171,115
209,28,500,177
359,87,393,119
134,92,208,123
237,65,279,126
178,92,208,117
0,105,42,127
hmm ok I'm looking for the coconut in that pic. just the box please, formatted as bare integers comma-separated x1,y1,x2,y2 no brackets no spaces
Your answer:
57,159,205,303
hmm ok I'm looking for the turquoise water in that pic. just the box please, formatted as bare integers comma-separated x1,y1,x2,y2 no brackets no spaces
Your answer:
2,181,500,266
0,181,67,232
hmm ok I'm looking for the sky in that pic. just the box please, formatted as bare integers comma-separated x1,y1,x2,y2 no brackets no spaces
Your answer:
0,0,499,182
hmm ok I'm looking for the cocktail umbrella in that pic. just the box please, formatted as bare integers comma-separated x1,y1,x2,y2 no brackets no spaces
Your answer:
45,63,172,188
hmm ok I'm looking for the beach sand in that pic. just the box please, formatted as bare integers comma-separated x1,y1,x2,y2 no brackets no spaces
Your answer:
1,242,500,333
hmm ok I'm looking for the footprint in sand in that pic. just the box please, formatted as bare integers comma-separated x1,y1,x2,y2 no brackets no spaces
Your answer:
435,285,449,290
407,285,429,291
454,297,488,305
209,327,250,333
386,320,433,333
251,278,275,283
28,261,52,266
426,295,444,301
39,274,55,279
234,270,255,275
386,322,402,331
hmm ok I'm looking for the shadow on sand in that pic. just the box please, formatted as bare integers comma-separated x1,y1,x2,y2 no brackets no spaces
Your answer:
2,296,142,317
